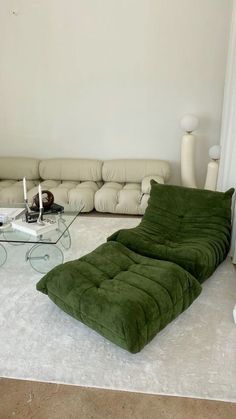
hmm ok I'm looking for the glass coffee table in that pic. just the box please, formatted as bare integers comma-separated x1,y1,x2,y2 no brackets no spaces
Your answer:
0,205,83,274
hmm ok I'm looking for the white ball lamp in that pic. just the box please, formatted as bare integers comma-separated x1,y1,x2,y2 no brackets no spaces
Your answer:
204,145,221,191
180,114,199,188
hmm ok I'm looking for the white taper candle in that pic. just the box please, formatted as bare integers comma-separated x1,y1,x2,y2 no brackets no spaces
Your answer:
23,177,27,200
38,184,43,209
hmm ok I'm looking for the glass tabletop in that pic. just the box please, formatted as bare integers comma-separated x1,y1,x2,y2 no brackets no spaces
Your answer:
0,203,83,245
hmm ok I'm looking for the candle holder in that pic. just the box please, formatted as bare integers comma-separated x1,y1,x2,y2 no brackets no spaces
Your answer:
25,211,38,223
24,198,31,214
37,208,45,225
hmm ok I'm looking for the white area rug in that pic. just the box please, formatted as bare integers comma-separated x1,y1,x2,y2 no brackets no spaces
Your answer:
0,216,236,402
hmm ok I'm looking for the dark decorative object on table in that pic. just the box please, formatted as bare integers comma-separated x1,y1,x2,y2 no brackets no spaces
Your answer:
29,191,64,215
44,203,64,214
31,190,54,210
24,191,64,224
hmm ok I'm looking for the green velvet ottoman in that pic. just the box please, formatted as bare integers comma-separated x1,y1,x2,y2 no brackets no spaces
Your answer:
37,241,201,353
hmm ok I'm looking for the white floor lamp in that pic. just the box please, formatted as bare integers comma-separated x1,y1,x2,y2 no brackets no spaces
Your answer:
180,114,199,188
204,145,221,190
180,114,220,190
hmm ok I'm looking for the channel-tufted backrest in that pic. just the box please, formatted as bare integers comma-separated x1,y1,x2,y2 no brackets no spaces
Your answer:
102,159,170,183
0,157,40,180
39,159,103,182
108,182,234,282
144,181,234,241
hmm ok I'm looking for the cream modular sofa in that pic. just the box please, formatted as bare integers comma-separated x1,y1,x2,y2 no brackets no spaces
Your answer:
95,159,170,214
27,159,103,212
0,158,40,204
0,157,170,214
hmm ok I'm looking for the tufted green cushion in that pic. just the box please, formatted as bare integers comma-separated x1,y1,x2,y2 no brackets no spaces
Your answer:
37,241,201,353
37,183,234,352
108,182,234,282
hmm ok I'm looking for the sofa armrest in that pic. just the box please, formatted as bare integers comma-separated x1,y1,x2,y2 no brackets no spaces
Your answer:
141,175,164,194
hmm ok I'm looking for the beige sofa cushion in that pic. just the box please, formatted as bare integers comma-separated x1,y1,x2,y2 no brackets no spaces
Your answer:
96,159,171,214
95,182,149,215
28,180,99,212
102,159,170,183
141,175,164,194
0,158,39,204
0,158,40,180
36,159,103,211
0,180,38,204
39,159,102,182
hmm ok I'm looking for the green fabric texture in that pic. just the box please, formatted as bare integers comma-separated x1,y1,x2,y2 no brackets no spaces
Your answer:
36,241,201,353
36,183,234,353
108,182,234,282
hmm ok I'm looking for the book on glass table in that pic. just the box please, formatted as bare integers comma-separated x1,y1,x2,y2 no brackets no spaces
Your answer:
11,218,58,237
0,207,25,221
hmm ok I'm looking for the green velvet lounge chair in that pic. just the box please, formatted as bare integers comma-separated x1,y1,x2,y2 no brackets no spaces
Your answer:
37,182,234,353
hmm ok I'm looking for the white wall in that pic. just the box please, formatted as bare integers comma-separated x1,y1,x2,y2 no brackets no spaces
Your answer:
0,0,232,185
218,0,236,261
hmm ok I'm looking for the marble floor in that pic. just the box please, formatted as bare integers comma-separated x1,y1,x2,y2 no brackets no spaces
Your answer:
0,378,236,419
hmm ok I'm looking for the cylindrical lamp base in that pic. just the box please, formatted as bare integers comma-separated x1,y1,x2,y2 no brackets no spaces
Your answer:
204,160,219,191
181,134,197,188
